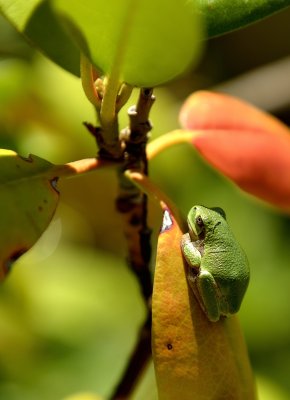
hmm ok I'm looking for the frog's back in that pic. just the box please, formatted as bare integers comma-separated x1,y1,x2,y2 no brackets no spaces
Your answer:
202,226,250,312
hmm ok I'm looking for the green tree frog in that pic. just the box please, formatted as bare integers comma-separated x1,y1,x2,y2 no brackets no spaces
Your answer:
181,205,249,322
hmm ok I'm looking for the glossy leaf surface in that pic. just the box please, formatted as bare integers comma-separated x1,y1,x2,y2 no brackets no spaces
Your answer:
152,206,255,399
0,14,33,60
0,0,80,75
51,0,201,86
198,0,290,37
179,91,290,211
1,1,289,77
0,149,59,280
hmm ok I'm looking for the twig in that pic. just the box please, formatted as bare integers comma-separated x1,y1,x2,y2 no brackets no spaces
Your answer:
111,312,152,400
125,170,187,233
111,88,155,400
51,157,116,180
116,88,155,301
146,129,198,160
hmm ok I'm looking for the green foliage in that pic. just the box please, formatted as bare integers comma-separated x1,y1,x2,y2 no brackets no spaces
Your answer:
1,0,289,78
1,50,290,399
0,0,202,84
0,150,59,279
52,0,202,86
0,1,290,399
0,0,80,75
0,14,33,60
197,0,290,37
0,242,145,399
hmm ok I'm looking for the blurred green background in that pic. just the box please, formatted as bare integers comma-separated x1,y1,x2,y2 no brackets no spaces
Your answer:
1,7,290,400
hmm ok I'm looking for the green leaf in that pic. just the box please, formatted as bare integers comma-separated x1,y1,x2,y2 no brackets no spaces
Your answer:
0,14,33,60
0,0,80,75
1,0,289,79
197,0,290,37
0,149,59,280
51,0,202,87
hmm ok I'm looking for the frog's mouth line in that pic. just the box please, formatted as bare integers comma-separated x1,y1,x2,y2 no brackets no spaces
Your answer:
188,221,198,241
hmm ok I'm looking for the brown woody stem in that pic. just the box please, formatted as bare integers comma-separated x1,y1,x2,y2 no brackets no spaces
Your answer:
111,88,155,400
125,170,187,232
116,88,155,301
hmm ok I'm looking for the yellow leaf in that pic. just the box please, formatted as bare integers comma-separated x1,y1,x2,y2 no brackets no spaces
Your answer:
152,206,256,399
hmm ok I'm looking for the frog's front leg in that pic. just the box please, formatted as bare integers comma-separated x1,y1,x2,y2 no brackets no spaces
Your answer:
181,233,201,270
196,270,220,322
181,233,201,294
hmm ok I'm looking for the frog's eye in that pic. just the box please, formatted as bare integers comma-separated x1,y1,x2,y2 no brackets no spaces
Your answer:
196,215,204,228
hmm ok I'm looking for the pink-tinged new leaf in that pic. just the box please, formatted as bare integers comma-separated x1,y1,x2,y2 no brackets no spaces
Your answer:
179,91,290,210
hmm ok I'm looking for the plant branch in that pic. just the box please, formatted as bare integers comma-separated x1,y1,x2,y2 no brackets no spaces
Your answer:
111,312,152,400
116,88,155,300
51,157,117,179
111,88,155,400
125,170,187,232
100,75,121,139
147,129,199,160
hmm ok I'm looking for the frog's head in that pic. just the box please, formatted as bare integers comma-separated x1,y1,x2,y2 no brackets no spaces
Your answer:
187,205,226,240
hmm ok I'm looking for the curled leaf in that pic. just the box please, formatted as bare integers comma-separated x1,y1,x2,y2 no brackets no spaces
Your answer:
0,149,60,280
0,150,104,280
179,91,290,211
